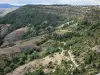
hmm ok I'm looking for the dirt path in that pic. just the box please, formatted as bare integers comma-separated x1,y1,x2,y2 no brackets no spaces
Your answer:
6,49,78,75
68,50,78,68
7,52,69,75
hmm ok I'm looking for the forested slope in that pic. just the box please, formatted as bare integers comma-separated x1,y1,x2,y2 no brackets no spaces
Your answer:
0,5,100,75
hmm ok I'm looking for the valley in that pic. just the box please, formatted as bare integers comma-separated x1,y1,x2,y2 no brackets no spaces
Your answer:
0,5,100,75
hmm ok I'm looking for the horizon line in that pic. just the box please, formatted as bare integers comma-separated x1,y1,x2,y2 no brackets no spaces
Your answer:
0,3,100,6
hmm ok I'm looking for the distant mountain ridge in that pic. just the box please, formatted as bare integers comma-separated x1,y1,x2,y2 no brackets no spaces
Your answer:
0,4,19,8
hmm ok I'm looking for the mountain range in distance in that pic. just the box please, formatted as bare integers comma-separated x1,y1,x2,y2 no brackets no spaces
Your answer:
0,4,71,8
0,4,20,8
0,4,20,17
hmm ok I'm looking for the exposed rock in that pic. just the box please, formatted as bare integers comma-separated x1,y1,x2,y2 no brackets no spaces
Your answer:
92,45,100,53
0,35,44,56
7,52,69,75
96,73,100,75
0,24,11,39
3,27,28,46
0,43,40,57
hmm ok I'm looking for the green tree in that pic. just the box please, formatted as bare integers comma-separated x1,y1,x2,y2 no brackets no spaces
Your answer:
4,67,11,74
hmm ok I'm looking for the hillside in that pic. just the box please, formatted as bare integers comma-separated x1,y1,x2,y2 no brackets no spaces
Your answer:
0,5,100,75
0,5,84,31
0,4,18,17
0,8,18,17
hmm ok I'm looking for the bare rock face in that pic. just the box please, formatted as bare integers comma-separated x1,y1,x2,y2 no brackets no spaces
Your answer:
3,27,28,45
0,24,11,39
92,45,100,53
96,73,100,75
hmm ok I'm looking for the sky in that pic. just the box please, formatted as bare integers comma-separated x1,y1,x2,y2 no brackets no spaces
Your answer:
0,0,100,5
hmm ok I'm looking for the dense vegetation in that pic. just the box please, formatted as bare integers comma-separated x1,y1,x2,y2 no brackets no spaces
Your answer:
0,48,41,75
0,5,63,33
23,6,100,75
0,5,100,75
0,5,81,37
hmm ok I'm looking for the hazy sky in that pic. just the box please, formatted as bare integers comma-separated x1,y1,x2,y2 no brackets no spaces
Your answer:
0,0,100,5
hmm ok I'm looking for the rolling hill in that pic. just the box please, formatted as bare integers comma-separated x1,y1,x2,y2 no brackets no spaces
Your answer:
0,5,100,75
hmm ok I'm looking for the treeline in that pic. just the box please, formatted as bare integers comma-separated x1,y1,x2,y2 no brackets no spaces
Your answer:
0,48,40,75
24,6,100,75
51,32,80,41
0,5,62,32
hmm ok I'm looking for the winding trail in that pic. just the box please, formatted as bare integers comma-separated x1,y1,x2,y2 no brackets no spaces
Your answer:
7,52,69,75
68,50,78,68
